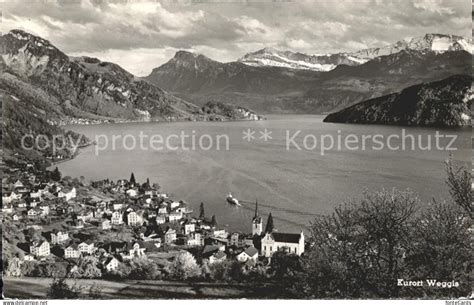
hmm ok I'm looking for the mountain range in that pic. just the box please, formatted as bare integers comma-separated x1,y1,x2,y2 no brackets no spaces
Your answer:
0,30,200,123
238,34,472,71
0,29,261,125
146,34,471,114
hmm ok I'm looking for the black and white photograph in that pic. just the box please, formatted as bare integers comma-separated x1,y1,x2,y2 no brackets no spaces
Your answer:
0,0,472,302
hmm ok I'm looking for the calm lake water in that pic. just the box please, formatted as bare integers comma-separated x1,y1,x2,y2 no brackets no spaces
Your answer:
57,115,471,233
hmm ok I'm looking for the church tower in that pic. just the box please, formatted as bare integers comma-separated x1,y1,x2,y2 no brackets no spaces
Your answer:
252,199,263,235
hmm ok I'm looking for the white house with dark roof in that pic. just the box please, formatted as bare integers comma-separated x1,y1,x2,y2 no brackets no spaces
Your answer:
163,227,177,244
127,211,143,226
102,219,111,230
186,232,202,247
103,257,119,272
39,204,50,216
156,215,166,224
209,251,227,264
158,206,168,215
64,245,81,258
111,211,123,225
50,231,69,244
13,180,24,189
168,211,183,222
78,241,95,254
30,240,50,257
237,246,259,262
184,222,195,235
128,241,147,258
126,188,138,197
261,231,305,257
27,208,40,219
170,201,180,209
229,232,243,247
58,187,76,201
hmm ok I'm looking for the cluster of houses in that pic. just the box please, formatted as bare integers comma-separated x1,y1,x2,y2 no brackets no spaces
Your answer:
3,178,77,221
3,170,305,276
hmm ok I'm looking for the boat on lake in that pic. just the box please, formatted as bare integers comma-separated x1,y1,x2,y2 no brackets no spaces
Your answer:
226,193,241,206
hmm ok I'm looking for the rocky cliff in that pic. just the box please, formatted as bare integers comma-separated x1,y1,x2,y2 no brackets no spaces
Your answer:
323,75,472,127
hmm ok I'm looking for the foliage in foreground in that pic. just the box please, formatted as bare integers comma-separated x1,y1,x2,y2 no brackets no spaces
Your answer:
47,278,80,299
295,160,472,299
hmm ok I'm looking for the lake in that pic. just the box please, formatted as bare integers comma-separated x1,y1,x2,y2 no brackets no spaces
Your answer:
57,115,471,233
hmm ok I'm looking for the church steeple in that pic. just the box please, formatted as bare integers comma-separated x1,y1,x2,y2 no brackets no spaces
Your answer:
252,198,263,235
254,198,259,219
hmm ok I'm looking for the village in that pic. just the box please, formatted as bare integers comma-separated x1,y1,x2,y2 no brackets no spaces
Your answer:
2,163,305,281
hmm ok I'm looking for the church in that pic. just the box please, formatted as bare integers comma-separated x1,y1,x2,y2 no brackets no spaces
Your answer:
251,200,305,258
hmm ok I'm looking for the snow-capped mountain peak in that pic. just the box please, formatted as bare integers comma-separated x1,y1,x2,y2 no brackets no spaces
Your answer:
238,48,358,72
238,33,472,71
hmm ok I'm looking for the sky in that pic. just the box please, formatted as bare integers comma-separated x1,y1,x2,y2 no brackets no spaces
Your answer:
1,0,471,76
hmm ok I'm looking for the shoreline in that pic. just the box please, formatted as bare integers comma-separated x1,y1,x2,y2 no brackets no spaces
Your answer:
58,113,267,128
49,141,95,167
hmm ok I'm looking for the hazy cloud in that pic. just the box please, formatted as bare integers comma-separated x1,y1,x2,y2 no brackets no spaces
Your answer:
0,0,470,75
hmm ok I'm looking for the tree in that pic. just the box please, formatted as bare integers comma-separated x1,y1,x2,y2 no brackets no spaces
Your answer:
51,167,62,182
200,259,211,279
199,202,205,219
210,215,217,227
114,262,132,279
445,158,471,217
227,260,244,282
406,201,471,298
73,256,102,279
294,161,472,299
46,262,67,278
171,251,201,280
270,250,302,279
265,213,274,233
298,189,419,298
20,261,37,276
47,278,80,299
128,257,162,280
129,172,136,185
26,227,41,242
208,260,231,281
6,257,22,277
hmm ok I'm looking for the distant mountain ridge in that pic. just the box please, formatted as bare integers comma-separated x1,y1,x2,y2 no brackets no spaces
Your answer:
238,47,363,71
146,34,471,114
238,34,472,71
146,50,319,95
323,75,473,127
